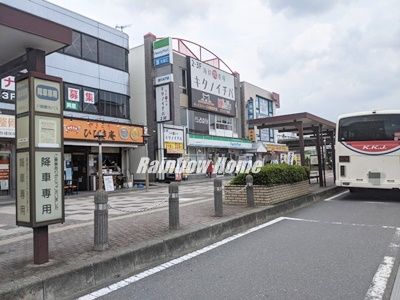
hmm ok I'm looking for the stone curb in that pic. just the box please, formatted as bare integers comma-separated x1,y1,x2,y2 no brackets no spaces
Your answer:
0,186,345,300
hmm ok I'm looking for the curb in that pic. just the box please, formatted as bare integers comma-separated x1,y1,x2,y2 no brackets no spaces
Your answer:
0,186,345,300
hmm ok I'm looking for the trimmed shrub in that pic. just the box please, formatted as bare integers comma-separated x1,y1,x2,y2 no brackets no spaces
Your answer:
230,164,309,186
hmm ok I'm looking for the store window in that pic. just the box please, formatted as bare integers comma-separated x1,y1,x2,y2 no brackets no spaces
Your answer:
82,34,98,62
216,115,233,131
82,87,98,114
98,91,129,119
98,40,128,71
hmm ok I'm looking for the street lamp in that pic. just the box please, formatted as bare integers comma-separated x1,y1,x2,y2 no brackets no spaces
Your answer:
94,130,105,190
142,130,150,191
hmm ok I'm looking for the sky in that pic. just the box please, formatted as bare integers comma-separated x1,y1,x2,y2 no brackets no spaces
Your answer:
49,0,400,122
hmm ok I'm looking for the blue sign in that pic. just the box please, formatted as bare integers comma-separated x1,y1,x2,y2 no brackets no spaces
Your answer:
154,55,170,67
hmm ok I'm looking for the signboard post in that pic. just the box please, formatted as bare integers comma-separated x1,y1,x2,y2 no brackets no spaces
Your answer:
15,72,64,264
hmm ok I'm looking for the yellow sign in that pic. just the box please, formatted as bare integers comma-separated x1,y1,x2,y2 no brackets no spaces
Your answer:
165,142,184,154
265,143,289,152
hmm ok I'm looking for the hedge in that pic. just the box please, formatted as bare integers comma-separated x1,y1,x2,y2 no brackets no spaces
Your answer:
230,164,309,186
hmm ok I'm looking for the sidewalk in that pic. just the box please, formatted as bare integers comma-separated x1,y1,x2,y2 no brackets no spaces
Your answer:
0,177,339,299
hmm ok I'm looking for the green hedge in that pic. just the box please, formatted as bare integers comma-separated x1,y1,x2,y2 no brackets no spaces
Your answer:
230,164,309,186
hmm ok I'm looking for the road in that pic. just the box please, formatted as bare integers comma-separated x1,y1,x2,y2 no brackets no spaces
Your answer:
80,189,400,300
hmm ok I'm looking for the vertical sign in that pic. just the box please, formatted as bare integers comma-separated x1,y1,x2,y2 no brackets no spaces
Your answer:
156,84,171,122
16,73,64,227
153,37,173,67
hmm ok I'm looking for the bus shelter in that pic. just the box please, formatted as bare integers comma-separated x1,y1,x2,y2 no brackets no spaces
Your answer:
249,112,336,187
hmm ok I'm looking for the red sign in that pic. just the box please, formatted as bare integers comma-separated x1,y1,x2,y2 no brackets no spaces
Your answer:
67,87,80,102
343,141,400,155
83,90,95,104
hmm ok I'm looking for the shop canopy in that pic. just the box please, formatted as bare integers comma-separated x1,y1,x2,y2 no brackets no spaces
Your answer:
249,112,336,187
0,3,72,76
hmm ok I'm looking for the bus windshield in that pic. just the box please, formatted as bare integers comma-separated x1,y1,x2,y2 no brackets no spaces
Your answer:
338,114,400,142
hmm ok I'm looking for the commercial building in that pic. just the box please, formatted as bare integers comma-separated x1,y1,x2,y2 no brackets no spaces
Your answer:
0,0,143,196
130,34,252,180
240,81,286,162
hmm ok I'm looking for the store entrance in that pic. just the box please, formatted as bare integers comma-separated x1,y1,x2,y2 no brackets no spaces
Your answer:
71,153,87,191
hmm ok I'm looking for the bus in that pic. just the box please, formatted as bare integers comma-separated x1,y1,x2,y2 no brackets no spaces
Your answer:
335,110,400,191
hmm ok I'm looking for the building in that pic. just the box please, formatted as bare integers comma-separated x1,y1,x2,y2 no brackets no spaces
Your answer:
130,34,252,180
0,0,144,195
240,81,287,162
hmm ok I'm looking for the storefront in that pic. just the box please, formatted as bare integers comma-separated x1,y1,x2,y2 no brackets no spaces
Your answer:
64,118,144,191
156,124,186,181
0,115,15,197
187,133,252,162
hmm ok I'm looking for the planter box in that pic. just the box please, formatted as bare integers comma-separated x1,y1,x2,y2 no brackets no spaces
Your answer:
224,180,311,206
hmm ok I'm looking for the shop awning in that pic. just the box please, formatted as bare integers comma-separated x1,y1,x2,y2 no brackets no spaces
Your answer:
247,142,267,153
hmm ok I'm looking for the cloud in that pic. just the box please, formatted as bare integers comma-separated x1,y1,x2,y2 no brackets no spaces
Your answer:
266,0,339,16
47,0,400,122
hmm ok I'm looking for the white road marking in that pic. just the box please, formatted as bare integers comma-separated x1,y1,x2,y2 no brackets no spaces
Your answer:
284,217,398,230
364,228,400,300
76,216,286,300
323,190,349,201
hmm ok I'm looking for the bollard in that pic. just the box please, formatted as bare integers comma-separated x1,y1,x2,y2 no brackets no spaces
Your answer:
94,190,108,251
214,178,223,217
246,174,254,207
169,182,180,230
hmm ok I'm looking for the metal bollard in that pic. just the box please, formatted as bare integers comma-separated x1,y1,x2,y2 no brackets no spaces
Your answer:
94,190,108,251
246,174,254,207
214,178,223,217
169,183,180,230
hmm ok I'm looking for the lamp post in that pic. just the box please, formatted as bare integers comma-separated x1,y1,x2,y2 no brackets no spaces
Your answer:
94,131,105,190
142,130,150,191
93,130,107,251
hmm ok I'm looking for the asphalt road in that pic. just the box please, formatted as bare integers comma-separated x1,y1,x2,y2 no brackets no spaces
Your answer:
87,189,400,300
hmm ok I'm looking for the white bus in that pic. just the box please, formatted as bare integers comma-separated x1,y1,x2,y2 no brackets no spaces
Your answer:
335,110,400,191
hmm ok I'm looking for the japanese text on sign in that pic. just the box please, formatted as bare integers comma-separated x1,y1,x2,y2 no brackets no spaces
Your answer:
156,85,171,122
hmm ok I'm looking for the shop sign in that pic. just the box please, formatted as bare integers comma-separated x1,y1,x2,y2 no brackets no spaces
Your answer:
83,90,95,104
0,155,10,190
188,57,236,117
259,128,270,142
156,84,171,122
16,152,30,223
67,87,80,102
16,79,29,114
265,143,289,153
64,118,144,144
187,134,252,150
16,74,64,227
34,151,63,223
0,115,15,138
34,78,61,114
1,76,16,101
272,92,280,108
153,37,173,67
163,127,184,154
191,111,209,135
154,74,173,85
104,176,114,192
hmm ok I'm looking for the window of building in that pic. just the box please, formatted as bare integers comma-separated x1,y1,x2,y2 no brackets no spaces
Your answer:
180,69,187,94
64,82,129,119
59,31,128,72
98,40,128,71
180,107,187,126
256,95,273,118
209,114,215,131
82,34,98,62
216,115,233,131
63,31,81,58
